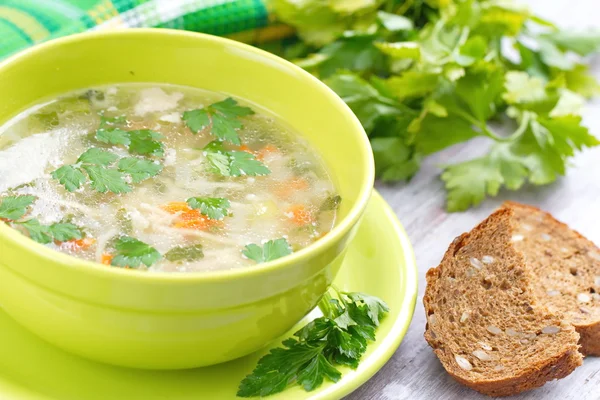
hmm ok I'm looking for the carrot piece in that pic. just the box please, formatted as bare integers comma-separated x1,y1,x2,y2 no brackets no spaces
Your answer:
161,201,191,214
256,145,278,161
57,237,96,250
239,145,253,154
274,177,310,199
173,215,223,230
171,209,224,230
101,254,113,265
286,204,313,226
72,237,96,249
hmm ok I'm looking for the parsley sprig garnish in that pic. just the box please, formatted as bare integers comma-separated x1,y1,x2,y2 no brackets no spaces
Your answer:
203,141,271,177
183,97,255,145
52,149,162,194
237,288,389,397
0,196,83,244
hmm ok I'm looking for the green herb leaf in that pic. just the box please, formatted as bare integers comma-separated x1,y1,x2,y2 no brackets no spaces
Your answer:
49,223,83,242
242,238,292,263
96,128,130,146
127,130,164,157
164,244,204,263
117,157,163,183
272,0,600,211
503,71,547,105
319,195,342,211
325,73,407,133
228,151,271,176
238,287,387,396
99,114,126,129
377,11,413,32
371,137,420,182
237,340,330,397
385,71,439,100
18,219,52,244
204,144,271,177
541,30,600,56
328,326,364,359
186,197,231,220
77,148,119,165
297,353,342,392
111,236,161,268
344,292,390,326
51,165,87,192
183,97,254,145
0,195,36,220
82,165,131,194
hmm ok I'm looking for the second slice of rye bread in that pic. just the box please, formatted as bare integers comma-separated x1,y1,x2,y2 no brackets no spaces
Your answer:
424,207,583,397
504,201,600,355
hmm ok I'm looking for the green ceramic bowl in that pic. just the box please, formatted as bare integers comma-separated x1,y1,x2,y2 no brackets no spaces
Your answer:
0,29,374,370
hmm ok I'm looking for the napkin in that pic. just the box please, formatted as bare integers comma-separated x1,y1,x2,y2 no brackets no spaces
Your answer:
0,0,280,59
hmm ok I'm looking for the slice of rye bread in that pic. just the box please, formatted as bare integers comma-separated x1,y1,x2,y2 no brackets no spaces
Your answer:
424,207,583,397
503,201,600,356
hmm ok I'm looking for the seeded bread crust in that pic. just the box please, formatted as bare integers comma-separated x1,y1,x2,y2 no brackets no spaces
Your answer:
424,208,583,397
503,201,600,356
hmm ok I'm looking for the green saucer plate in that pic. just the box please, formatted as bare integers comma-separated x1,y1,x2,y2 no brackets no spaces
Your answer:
0,191,417,400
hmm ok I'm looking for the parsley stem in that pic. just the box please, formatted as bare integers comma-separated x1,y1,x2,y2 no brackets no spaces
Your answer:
454,109,531,143
318,291,337,319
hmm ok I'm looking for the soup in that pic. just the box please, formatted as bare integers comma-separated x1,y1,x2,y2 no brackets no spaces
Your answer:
0,85,339,272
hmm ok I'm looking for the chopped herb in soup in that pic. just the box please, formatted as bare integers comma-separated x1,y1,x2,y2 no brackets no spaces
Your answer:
0,85,339,272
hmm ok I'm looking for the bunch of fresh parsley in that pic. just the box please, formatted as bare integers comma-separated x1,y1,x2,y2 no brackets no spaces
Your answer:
238,287,389,397
269,0,600,211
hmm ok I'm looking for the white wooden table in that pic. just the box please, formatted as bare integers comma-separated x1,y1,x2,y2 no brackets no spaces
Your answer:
350,1,600,398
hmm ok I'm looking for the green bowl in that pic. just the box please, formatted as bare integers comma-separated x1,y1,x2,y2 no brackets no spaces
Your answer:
0,29,374,370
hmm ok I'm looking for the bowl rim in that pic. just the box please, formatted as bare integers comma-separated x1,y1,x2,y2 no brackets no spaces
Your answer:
0,28,375,284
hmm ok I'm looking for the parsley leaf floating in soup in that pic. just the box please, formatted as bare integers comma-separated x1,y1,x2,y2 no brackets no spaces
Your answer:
165,244,204,263
204,142,271,177
0,84,339,272
183,97,254,145
0,195,35,220
110,236,161,269
243,238,293,263
186,197,231,220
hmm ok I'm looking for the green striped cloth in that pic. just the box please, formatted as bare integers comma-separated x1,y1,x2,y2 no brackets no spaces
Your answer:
0,0,274,59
